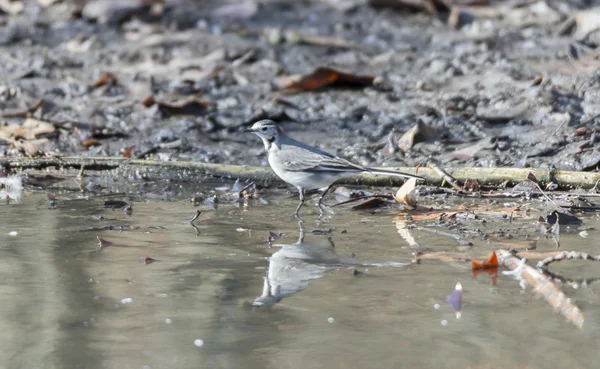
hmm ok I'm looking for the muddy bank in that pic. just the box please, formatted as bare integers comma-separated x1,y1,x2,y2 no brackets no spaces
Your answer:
1,0,600,174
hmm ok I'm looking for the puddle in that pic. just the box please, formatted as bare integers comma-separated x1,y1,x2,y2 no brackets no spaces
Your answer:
1,178,599,369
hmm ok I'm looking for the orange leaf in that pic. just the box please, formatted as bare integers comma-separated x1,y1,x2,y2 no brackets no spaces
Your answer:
278,67,374,94
471,251,498,270
123,145,135,158
92,72,118,88
83,140,102,148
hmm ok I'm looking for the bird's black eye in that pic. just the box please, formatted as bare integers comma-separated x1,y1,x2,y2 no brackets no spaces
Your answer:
261,127,268,131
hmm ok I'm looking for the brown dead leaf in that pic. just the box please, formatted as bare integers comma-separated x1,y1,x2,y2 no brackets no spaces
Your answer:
398,120,436,152
393,177,418,207
472,251,498,270
83,140,103,148
123,145,135,158
92,72,118,88
148,95,211,116
276,67,375,94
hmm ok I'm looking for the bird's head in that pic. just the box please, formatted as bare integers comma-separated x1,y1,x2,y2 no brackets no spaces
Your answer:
244,120,282,149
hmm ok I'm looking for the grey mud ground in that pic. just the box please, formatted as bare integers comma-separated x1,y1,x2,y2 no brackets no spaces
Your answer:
1,0,600,173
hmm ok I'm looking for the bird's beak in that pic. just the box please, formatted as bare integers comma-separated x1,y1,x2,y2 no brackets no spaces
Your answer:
242,127,254,133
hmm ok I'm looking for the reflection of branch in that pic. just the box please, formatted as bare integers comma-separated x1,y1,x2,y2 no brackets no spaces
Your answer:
189,210,201,237
496,249,584,328
542,269,600,288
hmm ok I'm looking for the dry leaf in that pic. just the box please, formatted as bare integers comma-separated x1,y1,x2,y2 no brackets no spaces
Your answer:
11,138,49,157
0,118,55,141
398,120,436,152
276,67,375,94
472,251,499,270
393,178,418,207
147,95,211,116
92,72,118,88
123,145,135,158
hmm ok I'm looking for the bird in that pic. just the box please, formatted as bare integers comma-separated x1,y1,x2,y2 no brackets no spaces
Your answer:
244,120,423,217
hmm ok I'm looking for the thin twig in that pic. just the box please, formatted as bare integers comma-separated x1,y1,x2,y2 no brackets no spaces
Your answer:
415,226,462,240
427,160,462,191
331,195,394,207
237,182,255,197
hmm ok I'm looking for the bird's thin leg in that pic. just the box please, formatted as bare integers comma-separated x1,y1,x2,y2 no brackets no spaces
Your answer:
317,183,335,215
294,187,305,220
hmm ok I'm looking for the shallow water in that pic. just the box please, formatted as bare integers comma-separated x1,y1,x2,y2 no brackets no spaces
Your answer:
1,182,599,369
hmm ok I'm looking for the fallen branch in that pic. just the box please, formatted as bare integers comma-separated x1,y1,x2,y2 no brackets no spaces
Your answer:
496,249,584,328
1,156,600,189
537,251,600,271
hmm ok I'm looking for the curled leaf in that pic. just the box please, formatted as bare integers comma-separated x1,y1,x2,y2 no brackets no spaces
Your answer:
398,120,436,153
393,177,418,207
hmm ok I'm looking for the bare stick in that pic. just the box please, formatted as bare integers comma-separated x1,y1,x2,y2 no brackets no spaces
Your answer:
427,160,462,191
497,249,584,328
2,156,600,189
537,251,600,270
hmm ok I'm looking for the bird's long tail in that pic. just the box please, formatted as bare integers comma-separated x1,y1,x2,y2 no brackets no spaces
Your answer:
365,167,424,181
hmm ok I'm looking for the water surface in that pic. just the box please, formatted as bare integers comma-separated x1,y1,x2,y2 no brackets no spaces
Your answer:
0,182,599,369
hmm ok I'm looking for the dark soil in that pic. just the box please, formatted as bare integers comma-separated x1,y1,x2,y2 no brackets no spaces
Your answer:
1,0,600,172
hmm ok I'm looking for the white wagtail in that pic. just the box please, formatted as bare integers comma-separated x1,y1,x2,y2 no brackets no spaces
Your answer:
245,120,423,217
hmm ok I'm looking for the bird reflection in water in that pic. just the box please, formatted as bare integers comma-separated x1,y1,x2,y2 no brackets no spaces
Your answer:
253,221,407,307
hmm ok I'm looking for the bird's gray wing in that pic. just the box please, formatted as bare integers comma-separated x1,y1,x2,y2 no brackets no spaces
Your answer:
276,142,366,173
